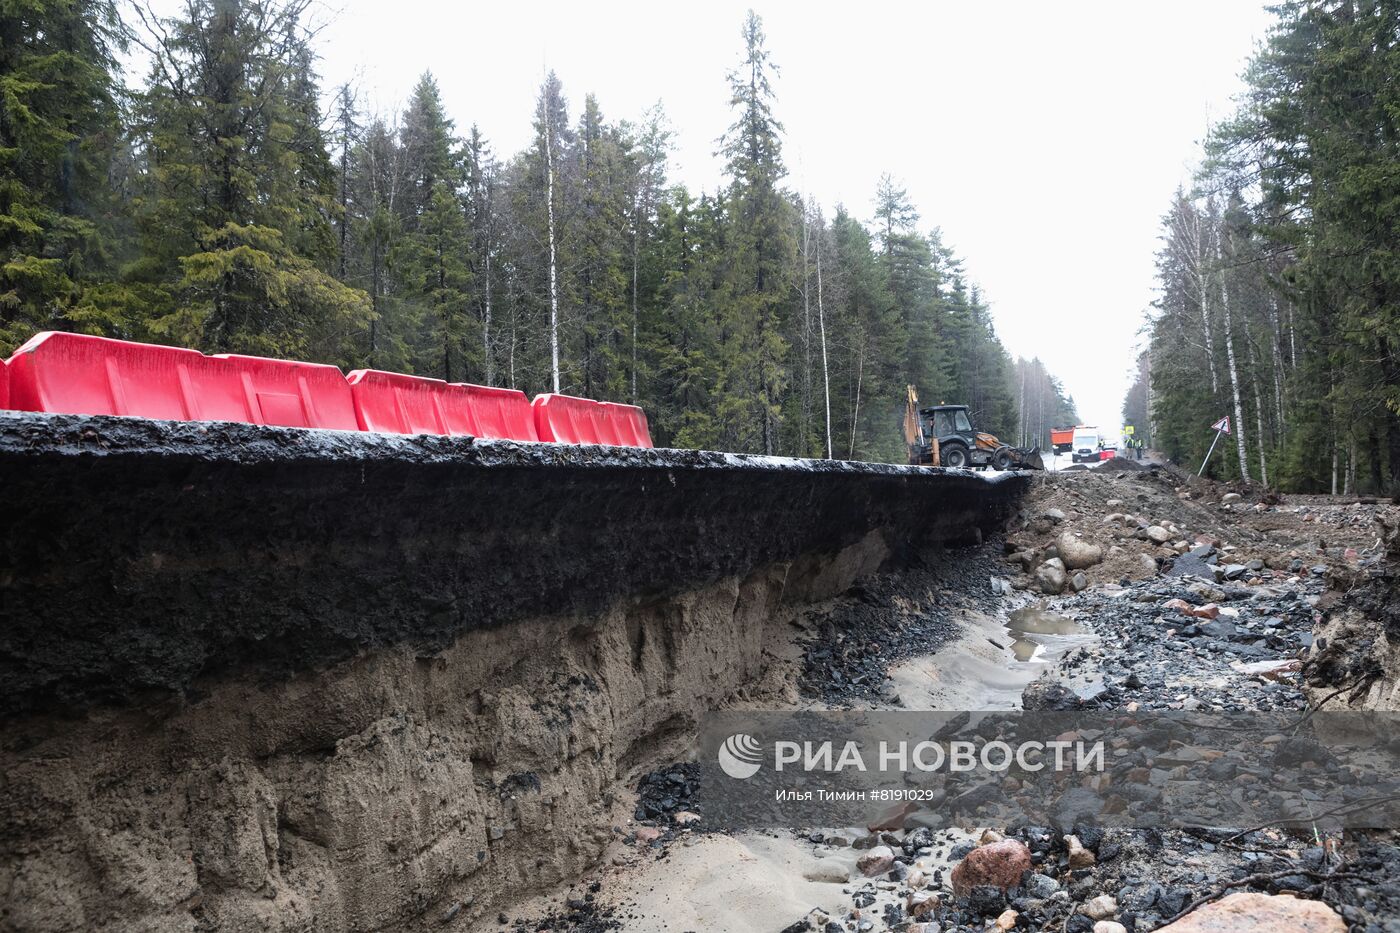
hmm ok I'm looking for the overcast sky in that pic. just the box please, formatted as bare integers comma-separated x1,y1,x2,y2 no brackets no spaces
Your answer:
141,0,1274,436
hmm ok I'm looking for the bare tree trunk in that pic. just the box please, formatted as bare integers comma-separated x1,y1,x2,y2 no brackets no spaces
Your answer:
482,245,493,385
545,111,561,393
1345,436,1356,496
1216,238,1250,481
370,237,380,366
816,214,831,459
1329,362,1337,495
1269,295,1285,433
631,222,639,404
849,343,865,460
799,198,813,450
1175,203,1220,394
1287,300,1298,370
1245,321,1268,487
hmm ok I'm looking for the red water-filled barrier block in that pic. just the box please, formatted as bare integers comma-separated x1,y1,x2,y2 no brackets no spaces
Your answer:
601,402,653,448
532,393,606,445
459,383,538,442
532,394,652,447
345,371,538,441
206,353,357,430
0,357,8,410
6,331,358,430
9,331,207,420
347,370,476,436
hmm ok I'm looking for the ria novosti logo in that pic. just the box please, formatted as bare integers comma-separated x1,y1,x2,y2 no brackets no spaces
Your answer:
718,733,763,779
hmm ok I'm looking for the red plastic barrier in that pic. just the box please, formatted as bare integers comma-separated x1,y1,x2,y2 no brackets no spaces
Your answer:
6,331,358,430
347,370,476,436
601,402,654,448
345,371,538,441
10,331,210,420
458,383,538,442
206,353,357,430
3,331,656,444
532,393,605,445
532,394,652,447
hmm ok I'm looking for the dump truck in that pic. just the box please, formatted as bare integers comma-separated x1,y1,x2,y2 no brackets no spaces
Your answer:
903,386,1044,470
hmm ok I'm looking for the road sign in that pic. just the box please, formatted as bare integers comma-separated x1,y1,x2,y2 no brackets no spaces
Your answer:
1123,425,1135,435
1200,416,1232,475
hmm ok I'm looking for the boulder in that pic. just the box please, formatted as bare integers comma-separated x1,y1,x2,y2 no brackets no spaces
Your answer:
949,838,1033,896
1035,558,1068,595
1071,571,1089,592
803,856,851,883
1154,892,1346,932
907,891,939,919
1146,525,1173,545
856,845,895,877
1094,924,1128,933
1022,678,1081,711
1221,492,1242,503
1043,507,1067,523
1057,531,1104,570
1065,834,1096,868
1084,895,1117,920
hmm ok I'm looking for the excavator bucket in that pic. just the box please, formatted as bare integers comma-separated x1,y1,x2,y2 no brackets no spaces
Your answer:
1018,447,1046,471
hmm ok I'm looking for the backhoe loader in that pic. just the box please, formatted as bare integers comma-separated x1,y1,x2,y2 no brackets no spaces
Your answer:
903,386,1045,470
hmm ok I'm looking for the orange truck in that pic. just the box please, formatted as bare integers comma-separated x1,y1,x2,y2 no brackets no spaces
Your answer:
1050,428,1075,453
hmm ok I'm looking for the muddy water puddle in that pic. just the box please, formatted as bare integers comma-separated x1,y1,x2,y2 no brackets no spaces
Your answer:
887,604,1101,710
1006,606,1095,663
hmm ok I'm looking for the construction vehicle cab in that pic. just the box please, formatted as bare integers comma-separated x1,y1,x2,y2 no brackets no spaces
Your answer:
903,388,1044,470
922,404,997,468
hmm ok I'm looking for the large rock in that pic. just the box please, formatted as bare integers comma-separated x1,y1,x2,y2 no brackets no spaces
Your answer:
856,845,895,877
1146,525,1173,545
950,838,1033,896
1065,833,1096,868
1022,678,1081,711
1035,557,1068,595
1057,531,1104,570
803,856,851,883
1155,892,1346,932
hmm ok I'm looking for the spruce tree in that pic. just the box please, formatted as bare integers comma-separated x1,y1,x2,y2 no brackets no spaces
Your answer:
134,0,367,361
0,0,126,350
396,73,472,380
718,10,796,453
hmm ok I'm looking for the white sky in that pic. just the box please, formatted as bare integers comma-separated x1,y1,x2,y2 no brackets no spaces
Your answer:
136,0,1275,435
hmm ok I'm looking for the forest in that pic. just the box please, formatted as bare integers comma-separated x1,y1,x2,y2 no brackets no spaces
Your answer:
0,0,1078,459
1132,0,1400,494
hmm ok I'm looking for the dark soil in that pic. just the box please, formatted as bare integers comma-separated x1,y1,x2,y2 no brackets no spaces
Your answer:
796,542,1011,707
0,411,1027,715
